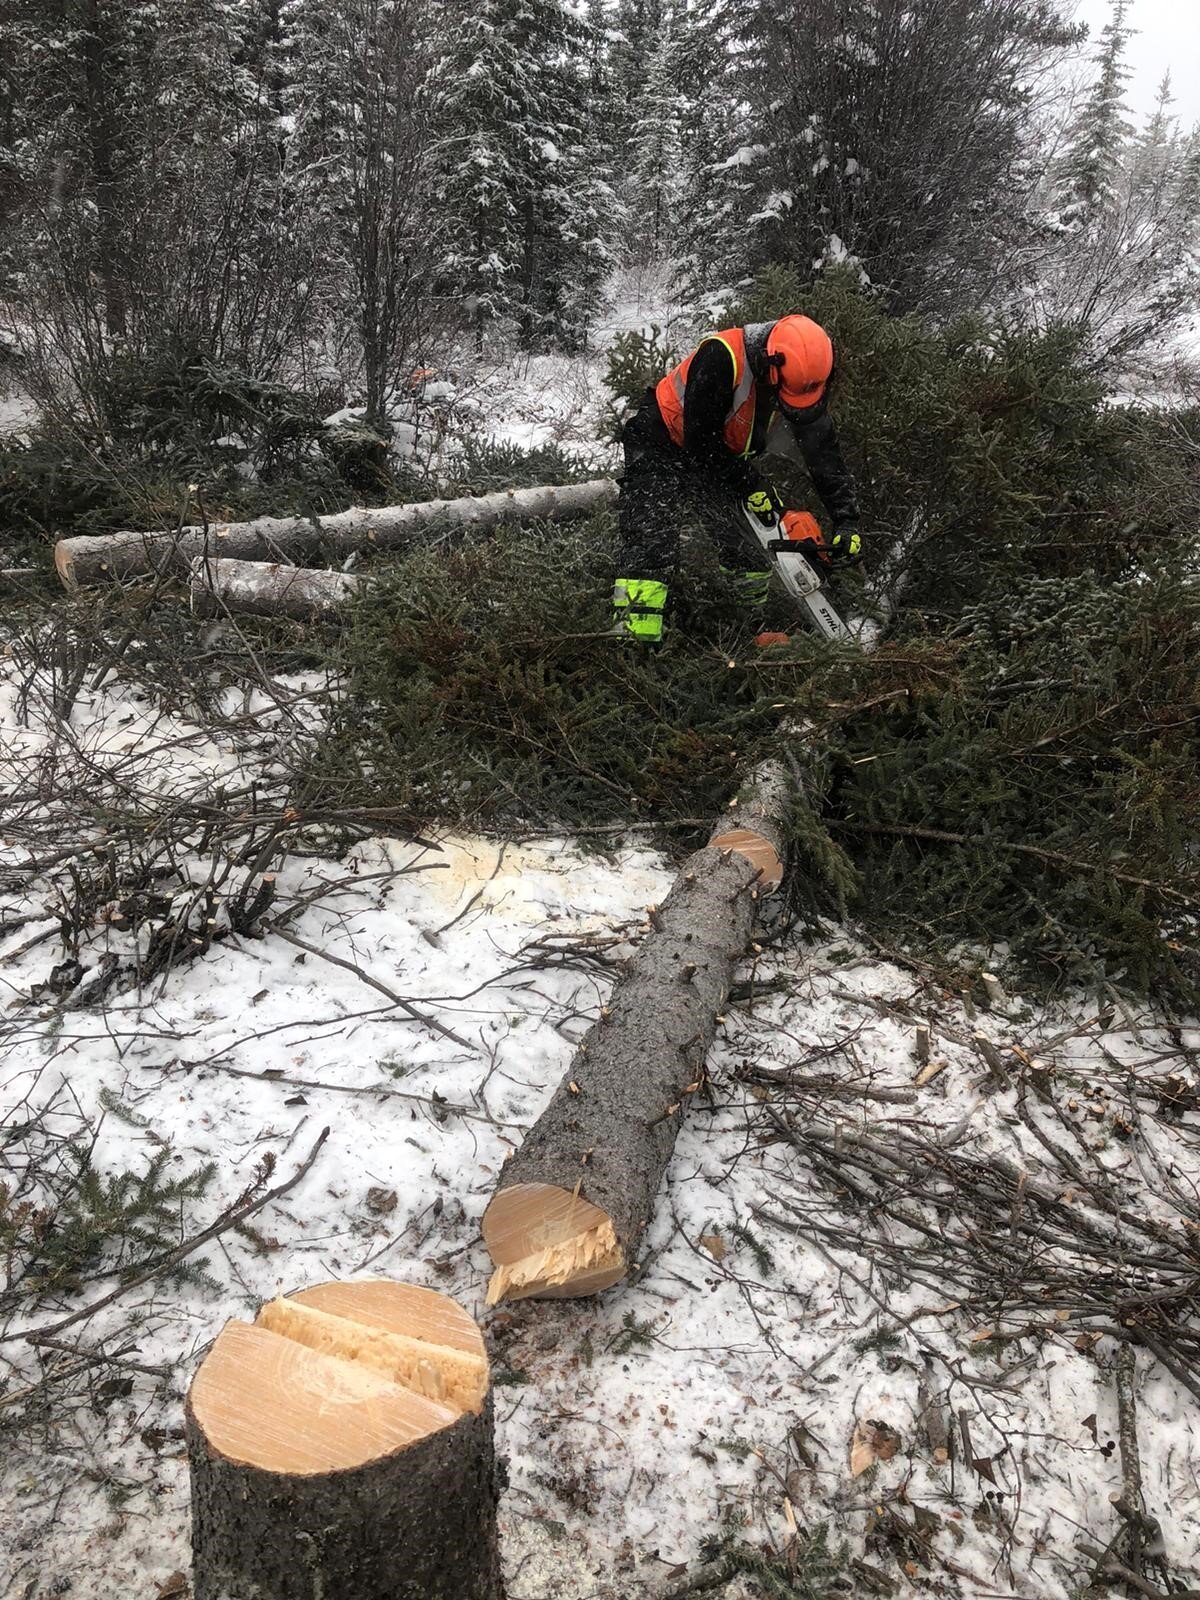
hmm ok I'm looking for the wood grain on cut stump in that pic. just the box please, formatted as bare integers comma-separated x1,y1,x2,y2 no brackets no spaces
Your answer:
186,1278,503,1600
482,759,794,1304
483,1183,625,1304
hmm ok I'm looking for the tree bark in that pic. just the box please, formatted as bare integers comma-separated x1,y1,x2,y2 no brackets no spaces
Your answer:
186,1279,503,1600
190,556,362,622
55,479,618,588
482,761,793,1303
82,1,127,340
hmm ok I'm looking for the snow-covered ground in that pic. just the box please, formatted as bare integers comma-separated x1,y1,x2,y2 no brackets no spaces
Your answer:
320,264,702,472
414,264,701,466
0,381,34,437
3,641,1200,1600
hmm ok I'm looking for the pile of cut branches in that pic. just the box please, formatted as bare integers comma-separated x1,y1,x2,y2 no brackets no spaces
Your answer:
329,526,1200,1005
761,1083,1200,1392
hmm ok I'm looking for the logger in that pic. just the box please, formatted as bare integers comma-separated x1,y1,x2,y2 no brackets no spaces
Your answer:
186,1279,504,1600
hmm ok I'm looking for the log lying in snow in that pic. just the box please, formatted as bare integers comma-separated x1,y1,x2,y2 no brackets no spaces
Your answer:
482,760,791,1304
186,1278,503,1600
190,556,362,622
55,478,618,588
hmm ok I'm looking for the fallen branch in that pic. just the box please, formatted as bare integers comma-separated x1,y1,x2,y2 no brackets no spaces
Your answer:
8,1126,330,1345
265,921,479,1054
1116,1343,1144,1511
734,1064,918,1104
23,1335,173,1377
187,1059,517,1127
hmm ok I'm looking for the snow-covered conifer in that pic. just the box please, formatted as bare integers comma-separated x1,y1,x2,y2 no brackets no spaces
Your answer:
433,0,614,350
625,11,684,262
1053,0,1136,225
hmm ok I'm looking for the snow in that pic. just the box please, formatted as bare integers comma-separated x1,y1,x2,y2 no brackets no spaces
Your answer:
0,383,35,437
4,638,1200,1598
713,144,767,172
747,191,795,227
428,266,700,470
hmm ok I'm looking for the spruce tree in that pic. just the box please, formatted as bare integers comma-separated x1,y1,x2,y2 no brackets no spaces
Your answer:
546,22,622,348
1054,0,1136,224
719,0,1079,316
1037,15,1200,369
611,0,663,163
676,0,756,305
626,10,684,262
433,0,613,351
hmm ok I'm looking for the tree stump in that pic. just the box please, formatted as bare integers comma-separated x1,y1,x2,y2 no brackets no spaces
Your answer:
482,760,792,1303
186,1279,504,1600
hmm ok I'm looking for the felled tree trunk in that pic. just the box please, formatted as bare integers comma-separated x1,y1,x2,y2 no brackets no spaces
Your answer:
189,557,361,622
186,1279,504,1600
55,479,618,588
483,760,791,1304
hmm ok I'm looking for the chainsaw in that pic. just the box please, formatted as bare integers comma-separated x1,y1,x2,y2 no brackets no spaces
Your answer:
738,504,851,642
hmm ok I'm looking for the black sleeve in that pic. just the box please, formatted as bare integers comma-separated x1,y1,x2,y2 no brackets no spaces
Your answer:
681,339,756,495
790,410,860,525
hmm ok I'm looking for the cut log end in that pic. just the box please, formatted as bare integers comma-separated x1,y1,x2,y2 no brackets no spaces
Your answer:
482,1182,625,1304
54,542,77,588
707,826,784,891
188,1279,489,1475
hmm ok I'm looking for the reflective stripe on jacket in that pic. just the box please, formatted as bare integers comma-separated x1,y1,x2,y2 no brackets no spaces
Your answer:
655,327,757,458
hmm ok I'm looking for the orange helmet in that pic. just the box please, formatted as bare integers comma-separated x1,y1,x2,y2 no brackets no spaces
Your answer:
766,315,834,414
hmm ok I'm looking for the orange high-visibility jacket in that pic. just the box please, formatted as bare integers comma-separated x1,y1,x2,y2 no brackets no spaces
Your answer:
655,327,757,458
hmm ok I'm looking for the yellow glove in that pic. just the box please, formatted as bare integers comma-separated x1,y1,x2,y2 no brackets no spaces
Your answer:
744,488,781,525
829,527,863,567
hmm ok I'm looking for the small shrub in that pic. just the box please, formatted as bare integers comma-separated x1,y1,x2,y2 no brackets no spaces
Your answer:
98,350,330,480
599,324,680,439
1,1119,219,1313
440,434,595,496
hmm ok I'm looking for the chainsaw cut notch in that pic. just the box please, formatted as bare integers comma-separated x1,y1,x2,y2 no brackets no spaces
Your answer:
258,1292,488,1415
482,1181,625,1303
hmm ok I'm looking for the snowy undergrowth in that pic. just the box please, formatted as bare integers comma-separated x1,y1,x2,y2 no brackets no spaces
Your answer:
3,648,1200,1600
426,265,701,469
